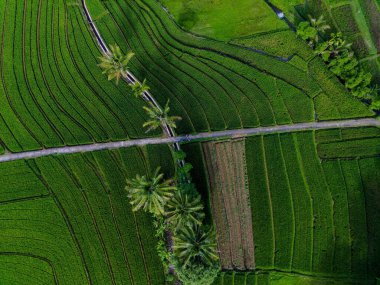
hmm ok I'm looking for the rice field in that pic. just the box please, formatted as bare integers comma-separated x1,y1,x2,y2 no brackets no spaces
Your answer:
184,129,380,284
85,0,373,136
0,145,174,285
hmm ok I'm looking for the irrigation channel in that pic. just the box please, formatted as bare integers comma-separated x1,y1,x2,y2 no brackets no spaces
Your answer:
0,118,379,163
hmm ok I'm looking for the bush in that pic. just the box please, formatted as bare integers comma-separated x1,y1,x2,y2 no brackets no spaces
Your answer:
173,260,220,285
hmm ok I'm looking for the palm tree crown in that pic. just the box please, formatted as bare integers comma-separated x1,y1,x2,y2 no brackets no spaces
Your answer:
143,100,181,133
125,167,176,216
308,15,330,42
166,189,205,231
129,78,150,98
174,223,218,268
98,44,134,84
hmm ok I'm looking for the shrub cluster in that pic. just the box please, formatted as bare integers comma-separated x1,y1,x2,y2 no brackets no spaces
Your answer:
297,16,380,112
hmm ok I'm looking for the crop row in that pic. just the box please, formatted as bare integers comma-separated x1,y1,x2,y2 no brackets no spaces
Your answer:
0,144,174,284
244,131,376,277
0,0,149,152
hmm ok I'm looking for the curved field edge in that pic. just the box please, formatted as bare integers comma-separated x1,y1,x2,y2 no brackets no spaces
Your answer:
0,0,153,154
0,144,174,285
85,0,373,134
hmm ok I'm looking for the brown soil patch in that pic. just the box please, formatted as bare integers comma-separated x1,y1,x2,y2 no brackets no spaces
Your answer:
203,139,255,270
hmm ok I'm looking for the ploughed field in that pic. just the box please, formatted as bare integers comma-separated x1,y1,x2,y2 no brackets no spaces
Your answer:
184,129,380,285
203,139,255,270
0,145,174,285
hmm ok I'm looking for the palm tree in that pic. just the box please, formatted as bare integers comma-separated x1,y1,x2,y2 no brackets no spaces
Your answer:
143,100,181,133
129,78,150,98
174,223,218,268
308,15,330,42
98,44,135,84
315,32,352,61
166,190,205,231
125,167,176,216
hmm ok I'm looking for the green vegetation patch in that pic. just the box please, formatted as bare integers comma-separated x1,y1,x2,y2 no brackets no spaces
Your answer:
159,0,288,40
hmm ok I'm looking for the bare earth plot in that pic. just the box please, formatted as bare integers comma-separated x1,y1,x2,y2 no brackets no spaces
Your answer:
202,139,255,270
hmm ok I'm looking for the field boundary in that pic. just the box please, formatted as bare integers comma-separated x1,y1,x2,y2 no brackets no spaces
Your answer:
0,118,378,163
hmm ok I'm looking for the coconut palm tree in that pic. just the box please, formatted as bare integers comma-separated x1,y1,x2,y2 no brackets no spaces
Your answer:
174,223,218,268
308,15,330,42
315,32,352,61
98,44,134,84
129,78,150,98
143,100,181,133
125,167,176,216
166,189,205,231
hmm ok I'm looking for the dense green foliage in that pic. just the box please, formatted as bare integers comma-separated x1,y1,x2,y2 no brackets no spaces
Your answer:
175,261,220,285
297,18,380,110
302,0,380,81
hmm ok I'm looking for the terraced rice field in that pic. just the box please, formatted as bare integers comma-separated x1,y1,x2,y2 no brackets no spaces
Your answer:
0,0,151,153
85,0,373,136
185,129,380,284
203,139,255,270
0,145,174,285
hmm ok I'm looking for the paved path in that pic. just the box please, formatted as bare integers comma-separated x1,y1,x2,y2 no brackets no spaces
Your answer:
0,118,378,163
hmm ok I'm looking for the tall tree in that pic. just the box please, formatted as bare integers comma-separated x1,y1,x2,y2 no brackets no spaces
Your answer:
308,15,330,40
166,190,205,231
98,44,134,84
315,32,352,61
174,223,218,268
143,100,181,133
129,78,150,98
125,167,176,216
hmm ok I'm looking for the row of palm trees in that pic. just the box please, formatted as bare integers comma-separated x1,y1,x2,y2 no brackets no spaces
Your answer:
125,167,218,269
98,44,181,134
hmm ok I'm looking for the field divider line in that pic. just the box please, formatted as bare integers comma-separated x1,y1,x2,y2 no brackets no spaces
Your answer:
0,118,379,163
